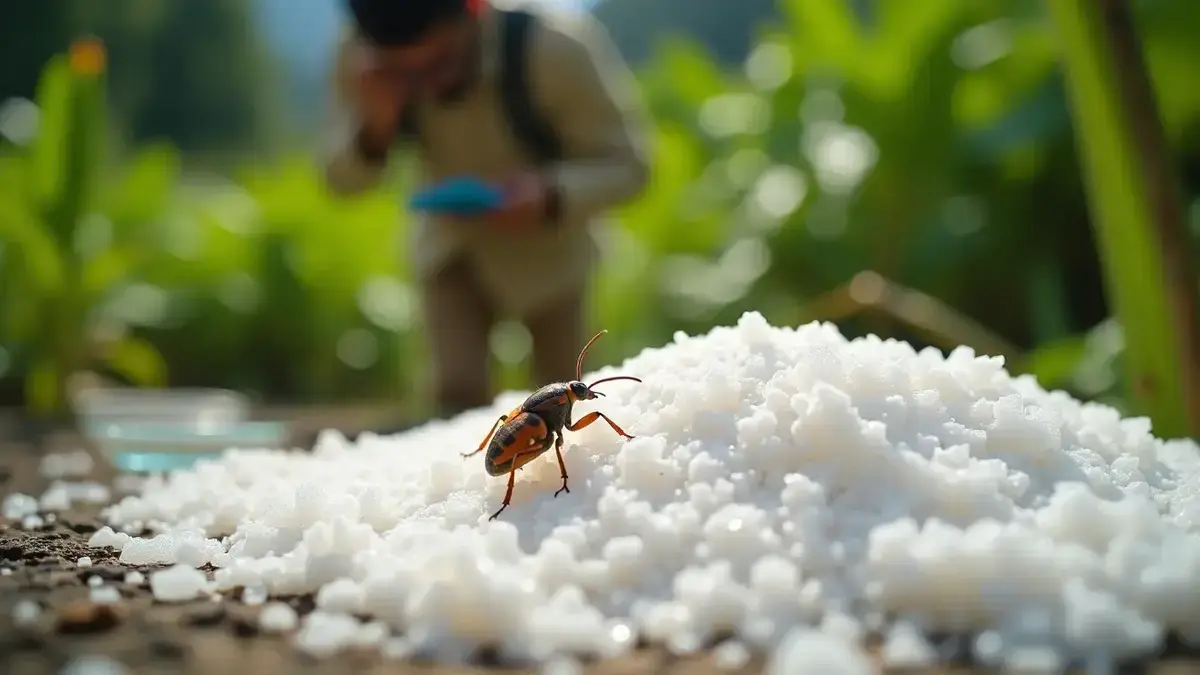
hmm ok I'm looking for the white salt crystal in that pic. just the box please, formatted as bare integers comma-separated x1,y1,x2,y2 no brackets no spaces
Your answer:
59,655,131,675
90,586,121,604
882,621,936,668
90,311,1200,667
768,628,873,675
88,526,131,551
39,449,94,479
541,656,583,675
124,571,145,585
294,611,361,658
149,564,208,602
87,575,103,587
2,493,38,519
21,515,44,530
1,568,11,576
12,599,41,626
714,639,752,670
259,602,298,632
77,557,92,568
39,484,71,512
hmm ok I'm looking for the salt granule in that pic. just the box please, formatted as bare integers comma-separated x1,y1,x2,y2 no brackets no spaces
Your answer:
124,571,145,585
713,639,752,670
21,515,44,530
12,599,41,626
149,565,209,602
90,586,121,604
88,575,103,587
40,449,94,479
77,557,92,568
94,312,1200,666
259,602,298,632
768,628,873,675
2,493,39,519
58,655,131,675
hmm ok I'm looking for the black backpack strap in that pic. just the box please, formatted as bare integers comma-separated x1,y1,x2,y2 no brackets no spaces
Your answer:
498,8,563,165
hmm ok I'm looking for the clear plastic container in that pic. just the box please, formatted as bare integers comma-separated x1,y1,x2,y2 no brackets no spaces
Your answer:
74,387,287,473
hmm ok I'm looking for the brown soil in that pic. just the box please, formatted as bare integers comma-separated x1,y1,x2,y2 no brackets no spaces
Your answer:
1,408,1197,675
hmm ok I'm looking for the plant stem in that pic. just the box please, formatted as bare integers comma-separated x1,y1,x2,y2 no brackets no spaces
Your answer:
1047,0,1200,438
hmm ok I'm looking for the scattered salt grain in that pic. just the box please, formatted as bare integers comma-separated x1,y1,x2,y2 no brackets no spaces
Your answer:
713,639,752,670
1002,645,1065,673
38,483,72,511
294,611,362,658
88,526,132,551
259,602,298,632
90,586,121,604
149,564,209,602
77,557,92,568
21,515,44,530
12,599,41,626
768,628,873,675
40,449,94,479
541,656,583,675
242,585,268,606
87,575,103,587
2,492,38,519
59,655,131,675
92,312,1200,667
380,637,416,660
124,571,145,585
1,567,12,576
881,621,936,669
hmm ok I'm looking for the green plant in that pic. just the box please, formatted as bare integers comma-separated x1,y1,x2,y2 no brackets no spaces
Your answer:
1046,0,1200,438
0,38,170,419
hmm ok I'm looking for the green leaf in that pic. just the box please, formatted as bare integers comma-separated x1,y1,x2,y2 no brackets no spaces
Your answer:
30,56,72,210
102,336,168,386
0,193,65,294
103,143,181,231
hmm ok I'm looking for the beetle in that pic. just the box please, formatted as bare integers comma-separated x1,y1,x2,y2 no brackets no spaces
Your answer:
462,329,642,521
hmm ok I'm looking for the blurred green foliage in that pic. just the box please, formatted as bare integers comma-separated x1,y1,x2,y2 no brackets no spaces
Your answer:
1,0,1198,432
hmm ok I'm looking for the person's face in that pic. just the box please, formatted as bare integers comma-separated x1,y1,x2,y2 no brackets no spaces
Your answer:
367,17,478,100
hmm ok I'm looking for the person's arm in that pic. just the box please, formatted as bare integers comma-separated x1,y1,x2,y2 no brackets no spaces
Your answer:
536,14,651,225
322,29,391,197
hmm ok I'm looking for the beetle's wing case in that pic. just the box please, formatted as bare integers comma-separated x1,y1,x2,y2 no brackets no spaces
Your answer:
485,411,553,476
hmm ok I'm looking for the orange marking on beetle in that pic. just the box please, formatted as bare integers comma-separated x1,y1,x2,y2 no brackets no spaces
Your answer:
465,330,643,521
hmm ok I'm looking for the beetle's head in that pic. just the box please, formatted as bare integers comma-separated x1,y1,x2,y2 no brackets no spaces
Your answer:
568,380,599,401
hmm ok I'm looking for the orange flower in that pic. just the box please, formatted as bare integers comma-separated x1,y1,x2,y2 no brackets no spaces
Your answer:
68,36,106,76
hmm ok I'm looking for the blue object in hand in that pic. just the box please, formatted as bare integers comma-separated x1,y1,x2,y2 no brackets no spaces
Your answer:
409,177,505,216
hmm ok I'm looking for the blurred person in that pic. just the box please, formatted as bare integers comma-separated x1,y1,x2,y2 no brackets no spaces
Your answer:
323,0,650,420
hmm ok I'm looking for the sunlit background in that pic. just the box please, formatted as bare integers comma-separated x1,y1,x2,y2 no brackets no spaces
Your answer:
1,0,1198,429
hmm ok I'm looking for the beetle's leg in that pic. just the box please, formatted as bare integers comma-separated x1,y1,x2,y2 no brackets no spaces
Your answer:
553,434,570,497
464,414,508,458
566,411,635,439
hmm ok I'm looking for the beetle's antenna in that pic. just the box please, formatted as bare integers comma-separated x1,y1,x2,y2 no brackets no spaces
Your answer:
588,375,642,394
576,330,608,381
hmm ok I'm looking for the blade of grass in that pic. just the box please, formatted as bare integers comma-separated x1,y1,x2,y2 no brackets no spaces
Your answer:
1046,0,1200,439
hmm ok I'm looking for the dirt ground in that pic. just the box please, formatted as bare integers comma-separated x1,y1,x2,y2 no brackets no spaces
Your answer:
1,408,1197,675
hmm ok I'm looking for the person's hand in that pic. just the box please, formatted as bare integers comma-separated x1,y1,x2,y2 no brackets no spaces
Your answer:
485,171,551,233
352,47,409,156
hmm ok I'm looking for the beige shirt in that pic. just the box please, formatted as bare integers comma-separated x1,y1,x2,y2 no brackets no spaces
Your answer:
322,3,650,317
